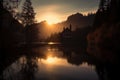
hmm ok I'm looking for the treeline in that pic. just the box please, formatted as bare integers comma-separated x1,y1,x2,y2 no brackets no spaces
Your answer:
0,5,24,48
0,0,36,48
46,25,92,47
87,0,120,63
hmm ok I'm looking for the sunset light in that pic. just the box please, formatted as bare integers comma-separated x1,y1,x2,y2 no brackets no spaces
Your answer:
1,0,119,80
46,57,56,64
46,15,60,25
39,56,68,66
38,13,61,25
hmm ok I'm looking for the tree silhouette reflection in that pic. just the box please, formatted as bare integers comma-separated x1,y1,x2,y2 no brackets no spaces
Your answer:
19,55,38,80
1,45,119,80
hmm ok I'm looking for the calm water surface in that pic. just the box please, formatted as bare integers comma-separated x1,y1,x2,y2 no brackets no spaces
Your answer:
2,43,99,80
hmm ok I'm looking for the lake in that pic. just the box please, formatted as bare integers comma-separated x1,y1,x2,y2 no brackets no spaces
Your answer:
0,42,117,80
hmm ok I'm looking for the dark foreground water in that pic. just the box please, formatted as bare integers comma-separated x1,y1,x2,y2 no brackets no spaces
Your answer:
0,42,118,80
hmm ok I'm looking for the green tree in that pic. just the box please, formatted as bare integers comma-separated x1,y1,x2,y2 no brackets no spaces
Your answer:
21,0,35,26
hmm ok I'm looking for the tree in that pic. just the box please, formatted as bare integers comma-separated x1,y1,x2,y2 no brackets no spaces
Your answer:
1,0,21,18
0,0,3,9
21,0,35,26
99,0,111,12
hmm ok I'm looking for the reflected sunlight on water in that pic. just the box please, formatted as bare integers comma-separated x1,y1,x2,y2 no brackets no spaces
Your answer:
38,57,68,66
48,42,54,45
2,45,99,80
36,55,98,80
48,42,60,45
45,57,58,64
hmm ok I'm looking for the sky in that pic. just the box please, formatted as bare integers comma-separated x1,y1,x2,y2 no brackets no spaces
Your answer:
20,0,100,24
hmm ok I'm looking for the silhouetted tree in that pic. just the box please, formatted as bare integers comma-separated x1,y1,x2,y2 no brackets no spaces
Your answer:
109,0,120,23
0,0,24,48
0,0,3,9
1,0,21,18
99,0,110,11
21,0,35,26
87,0,120,63
93,0,111,28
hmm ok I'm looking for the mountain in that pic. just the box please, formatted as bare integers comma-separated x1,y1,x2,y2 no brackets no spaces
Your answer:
55,13,95,32
26,12,95,40
25,21,51,41
67,13,95,29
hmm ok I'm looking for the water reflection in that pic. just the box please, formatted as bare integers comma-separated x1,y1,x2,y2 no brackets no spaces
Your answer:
0,43,118,80
2,55,38,80
47,42,60,45
41,57,64,65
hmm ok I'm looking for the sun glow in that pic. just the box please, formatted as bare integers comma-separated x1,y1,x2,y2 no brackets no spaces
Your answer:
46,57,56,64
38,13,61,25
46,15,60,25
39,56,67,65
48,42,54,45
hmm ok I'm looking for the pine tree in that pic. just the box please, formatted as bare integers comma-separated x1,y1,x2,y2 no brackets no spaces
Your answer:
99,0,110,11
1,0,21,17
21,0,35,26
0,0,3,9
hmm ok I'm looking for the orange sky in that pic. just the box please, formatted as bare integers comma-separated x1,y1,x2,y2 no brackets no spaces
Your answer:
30,0,99,23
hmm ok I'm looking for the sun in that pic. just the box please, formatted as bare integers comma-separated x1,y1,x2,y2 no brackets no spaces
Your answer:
39,13,61,25
46,15,60,25
46,57,56,64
